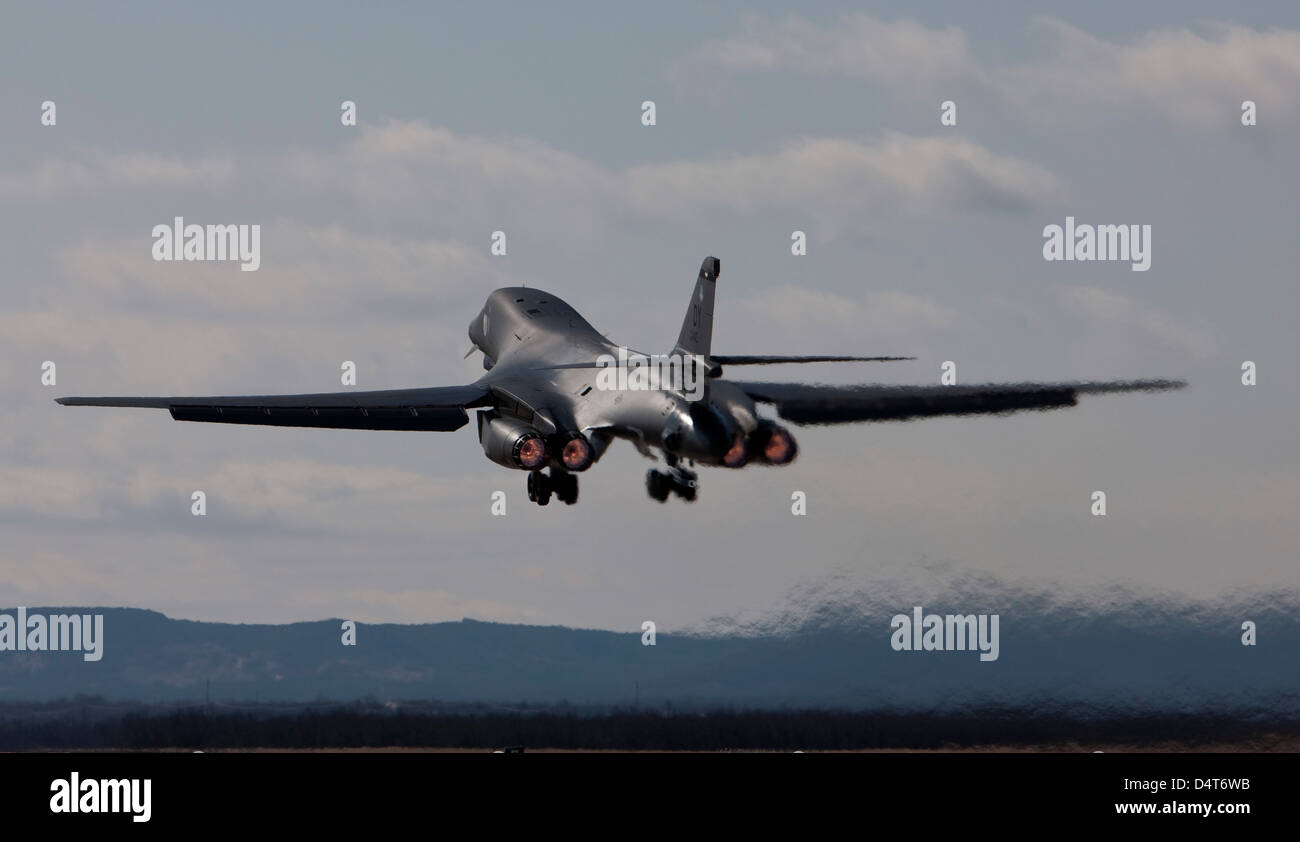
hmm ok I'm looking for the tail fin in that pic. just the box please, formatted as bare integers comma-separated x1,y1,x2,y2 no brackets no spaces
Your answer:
674,256,719,358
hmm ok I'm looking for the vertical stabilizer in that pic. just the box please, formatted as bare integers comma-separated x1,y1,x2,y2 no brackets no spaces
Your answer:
673,256,719,358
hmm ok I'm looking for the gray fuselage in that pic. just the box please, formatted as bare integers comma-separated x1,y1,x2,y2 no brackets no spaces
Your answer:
467,287,762,468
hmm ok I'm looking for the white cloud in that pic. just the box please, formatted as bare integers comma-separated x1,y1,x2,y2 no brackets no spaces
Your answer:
57,221,493,321
739,285,959,341
0,466,97,514
1060,285,1217,358
2,122,1064,243
689,12,975,90
123,459,456,515
690,14,1300,129
0,151,240,201
625,133,1063,238
0,221,498,399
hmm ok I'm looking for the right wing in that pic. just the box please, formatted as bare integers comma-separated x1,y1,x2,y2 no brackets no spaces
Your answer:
711,355,914,365
732,379,1185,425
56,385,492,431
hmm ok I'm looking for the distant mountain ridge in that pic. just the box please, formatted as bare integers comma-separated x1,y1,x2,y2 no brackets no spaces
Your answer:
1,598,1296,712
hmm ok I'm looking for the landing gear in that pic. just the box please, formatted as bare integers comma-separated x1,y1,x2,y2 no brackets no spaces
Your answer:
646,469,670,502
552,470,579,505
527,470,551,506
528,468,578,506
646,460,698,502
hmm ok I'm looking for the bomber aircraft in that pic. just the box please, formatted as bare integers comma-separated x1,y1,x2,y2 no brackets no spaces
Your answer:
58,257,1184,505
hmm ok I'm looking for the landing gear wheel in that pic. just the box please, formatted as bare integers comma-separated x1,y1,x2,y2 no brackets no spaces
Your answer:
646,469,670,502
527,470,551,506
552,469,579,505
647,467,696,502
669,464,698,502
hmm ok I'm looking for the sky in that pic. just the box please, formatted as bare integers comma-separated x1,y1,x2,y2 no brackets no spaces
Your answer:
0,2,1297,631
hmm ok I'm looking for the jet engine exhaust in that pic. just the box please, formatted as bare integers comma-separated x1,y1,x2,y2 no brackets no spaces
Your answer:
560,434,594,471
746,422,798,465
723,433,748,468
761,426,798,464
515,435,548,469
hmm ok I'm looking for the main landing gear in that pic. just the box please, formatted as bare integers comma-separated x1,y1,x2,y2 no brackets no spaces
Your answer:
528,468,579,506
646,455,697,503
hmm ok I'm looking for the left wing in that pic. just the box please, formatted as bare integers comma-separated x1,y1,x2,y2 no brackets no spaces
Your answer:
732,379,1185,425
56,385,492,431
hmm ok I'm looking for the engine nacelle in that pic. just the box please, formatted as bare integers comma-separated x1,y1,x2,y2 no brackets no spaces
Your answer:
478,411,548,469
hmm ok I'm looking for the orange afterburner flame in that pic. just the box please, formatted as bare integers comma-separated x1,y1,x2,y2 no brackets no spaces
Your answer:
516,436,547,469
562,436,594,471
763,428,796,464
723,434,748,467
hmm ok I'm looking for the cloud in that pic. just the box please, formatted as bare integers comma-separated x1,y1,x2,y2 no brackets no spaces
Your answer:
625,133,1064,237
0,467,97,514
688,12,975,91
0,151,240,201
689,14,1300,129
122,459,451,515
738,285,959,341
0,220,501,400
1059,286,1218,359
56,222,493,323
0,550,127,605
2,122,1064,243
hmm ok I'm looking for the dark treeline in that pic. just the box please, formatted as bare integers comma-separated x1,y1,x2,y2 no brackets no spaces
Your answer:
2,700,1298,750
